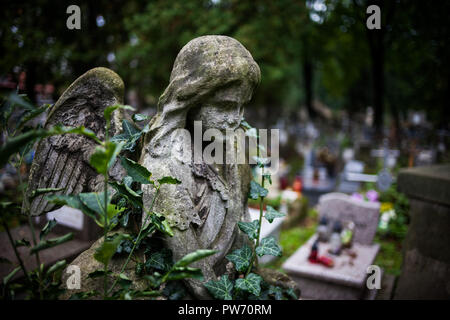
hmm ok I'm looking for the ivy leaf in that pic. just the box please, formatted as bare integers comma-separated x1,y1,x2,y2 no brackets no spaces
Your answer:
93,233,132,265
264,206,285,223
173,249,217,268
157,176,181,185
204,275,234,300
225,244,252,272
249,180,268,200
269,285,285,300
120,157,153,184
89,141,125,175
145,249,173,272
30,233,74,254
69,290,99,300
255,236,282,257
40,218,57,239
284,287,298,300
238,220,259,240
235,273,262,296
162,281,186,300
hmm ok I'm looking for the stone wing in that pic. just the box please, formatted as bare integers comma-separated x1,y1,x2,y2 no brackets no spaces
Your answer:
25,67,124,216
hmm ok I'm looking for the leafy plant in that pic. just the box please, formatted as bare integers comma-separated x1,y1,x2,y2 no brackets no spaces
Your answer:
0,94,214,300
203,119,296,300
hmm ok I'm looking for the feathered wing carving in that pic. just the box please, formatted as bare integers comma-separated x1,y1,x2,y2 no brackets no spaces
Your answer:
25,67,125,216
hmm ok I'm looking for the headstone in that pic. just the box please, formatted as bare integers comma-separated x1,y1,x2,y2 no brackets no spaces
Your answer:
282,192,380,299
317,193,380,245
394,164,450,300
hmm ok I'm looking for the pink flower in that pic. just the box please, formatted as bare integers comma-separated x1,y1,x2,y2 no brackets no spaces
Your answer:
366,189,379,202
351,193,364,201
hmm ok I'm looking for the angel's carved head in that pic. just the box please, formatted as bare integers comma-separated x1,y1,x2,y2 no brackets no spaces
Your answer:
146,36,260,151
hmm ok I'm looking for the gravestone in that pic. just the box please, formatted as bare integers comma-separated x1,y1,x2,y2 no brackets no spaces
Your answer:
394,164,450,299
282,192,380,299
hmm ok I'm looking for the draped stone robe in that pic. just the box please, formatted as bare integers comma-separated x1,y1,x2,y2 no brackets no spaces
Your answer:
140,128,252,299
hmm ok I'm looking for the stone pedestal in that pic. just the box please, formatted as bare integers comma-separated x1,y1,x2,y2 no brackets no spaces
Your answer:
394,164,450,300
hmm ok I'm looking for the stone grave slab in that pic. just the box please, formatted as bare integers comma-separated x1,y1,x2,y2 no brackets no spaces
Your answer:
282,192,381,299
283,234,379,300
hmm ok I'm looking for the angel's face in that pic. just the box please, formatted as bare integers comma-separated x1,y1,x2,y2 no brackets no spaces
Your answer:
192,81,253,132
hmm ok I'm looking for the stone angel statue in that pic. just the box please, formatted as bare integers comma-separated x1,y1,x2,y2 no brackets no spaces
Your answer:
26,36,272,299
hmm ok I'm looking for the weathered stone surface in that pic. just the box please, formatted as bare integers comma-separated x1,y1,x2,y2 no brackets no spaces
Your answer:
394,165,450,299
397,164,450,206
257,268,301,299
140,35,261,299
317,192,380,245
25,67,125,217
60,233,146,300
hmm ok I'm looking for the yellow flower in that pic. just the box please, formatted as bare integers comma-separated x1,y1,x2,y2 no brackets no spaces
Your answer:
380,202,393,212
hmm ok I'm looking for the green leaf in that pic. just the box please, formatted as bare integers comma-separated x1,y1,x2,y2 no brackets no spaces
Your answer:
90,141,125,175
255,236,282,257
46,194,97,220
225,244,252,272
263,174,272,185
109,181,143,209
269,285,285,300
30,233,74,254
157,176,181,185
3,266,21,285
284,287,298,300
132,113,150,122
165,267,203,281
204,275,234,300
87,269,113,279
16,104,50,132
249,180,268,200
40,218,57,239
235,273,262,296
122,118,140,136
264,205,285,223
145,249,173,272
93,233,131,265
45,260,67,277
238,220,260,240
69,290,98,300
104,104,135,124
120,157,153,184
30,187,65,200
145,212,173,237
161,281,186,300
14,238,30,248
173,249,217,268
78,192,109,215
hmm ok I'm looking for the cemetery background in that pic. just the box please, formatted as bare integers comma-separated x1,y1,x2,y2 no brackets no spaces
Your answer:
0,0,449,300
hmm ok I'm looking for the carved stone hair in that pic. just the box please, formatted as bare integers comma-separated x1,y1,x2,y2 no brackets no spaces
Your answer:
144,35,260,157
